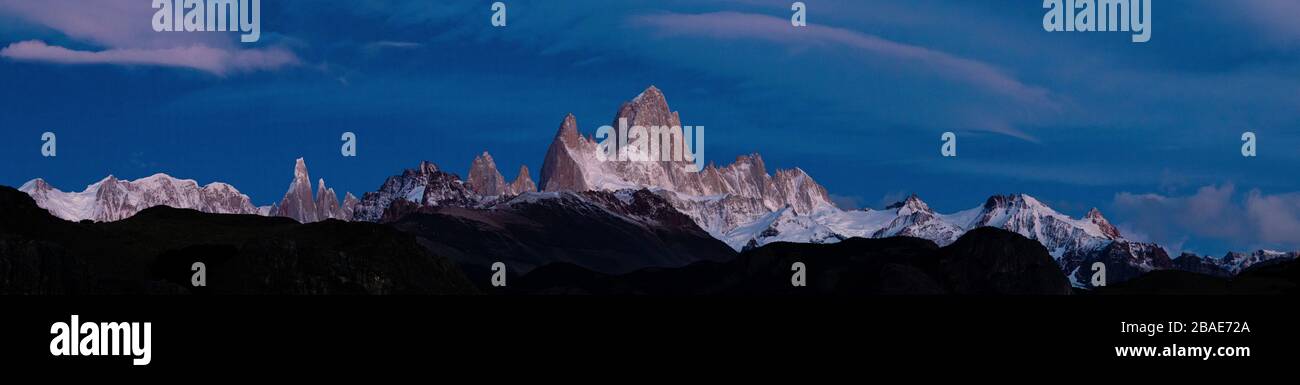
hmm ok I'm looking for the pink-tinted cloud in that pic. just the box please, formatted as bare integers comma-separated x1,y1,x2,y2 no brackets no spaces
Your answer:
0,0,299,75
1,40,298,76
1245,190,1300,244
1112,184,1300,252
630,11,1051,106
1223,1,1300,44
0,0,167,47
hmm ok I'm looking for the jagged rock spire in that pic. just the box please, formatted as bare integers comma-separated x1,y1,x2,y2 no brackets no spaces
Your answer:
510,165,537,194
315,178,340,220
539,113,589,192
271,159,355,223
274,158,320,224
556,113,581,145
537,86,837,217
468,151,538,196
468,151,508,196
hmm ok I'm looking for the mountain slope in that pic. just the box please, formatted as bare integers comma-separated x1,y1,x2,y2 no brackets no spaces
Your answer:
509,227,1071,295
390,189,737,276
521,86,1194,288
350,161,478,222
19,174,260,222
1096,257,1300,295
0,186,476,295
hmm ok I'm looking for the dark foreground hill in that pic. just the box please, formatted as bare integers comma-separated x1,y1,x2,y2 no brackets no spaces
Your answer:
8,181,1296,296
507,227,1074,295
0,186,476,294
1094,258,1299,295
390,190,738,277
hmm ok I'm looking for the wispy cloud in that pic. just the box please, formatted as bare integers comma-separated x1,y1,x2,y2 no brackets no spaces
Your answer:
1223,0,1300,45
0,0,300,75
630,11,1052,107
1,40,299,76
368,41,423,49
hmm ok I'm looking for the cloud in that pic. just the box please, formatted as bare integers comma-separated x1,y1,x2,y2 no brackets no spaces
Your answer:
828,194,863,210
875,191,910,209
1244,190,1300,244
297,3,1061,141
368,41,423,49
0,0,300,75
630,11,1052,107
1221,1,1300,45
1,40,299,75
1111,184,1300,253
0,0,169,47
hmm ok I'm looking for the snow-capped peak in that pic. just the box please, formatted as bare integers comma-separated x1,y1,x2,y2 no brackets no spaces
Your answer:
1219,250,1299,274
1085,207,1122,239
536,86,839,241
19,173,260,222
886,194,933,216
19,178,51,193
962,193,1121,260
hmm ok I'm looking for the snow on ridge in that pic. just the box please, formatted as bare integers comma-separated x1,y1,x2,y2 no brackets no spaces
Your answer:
504,191,564,205
18,178,47,192
18,173,260,222
937,206,983,230
720,191,1135,256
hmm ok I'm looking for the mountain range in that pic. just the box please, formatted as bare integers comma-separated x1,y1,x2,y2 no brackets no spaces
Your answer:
0,185,475,295
14,86,1298,289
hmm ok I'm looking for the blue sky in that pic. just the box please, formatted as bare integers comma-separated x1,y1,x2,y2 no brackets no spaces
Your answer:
2,0,1298,256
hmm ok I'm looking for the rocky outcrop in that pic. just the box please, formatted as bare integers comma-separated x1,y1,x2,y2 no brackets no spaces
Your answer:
339,192,360,221
538,113,587,192
467,152,536,196
509,165,536,195
1061,239,1172,288
467,152,509,196
1220,250,1299,274
351,161,477,222
1171,253,1231,278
